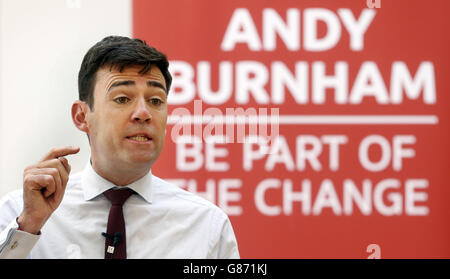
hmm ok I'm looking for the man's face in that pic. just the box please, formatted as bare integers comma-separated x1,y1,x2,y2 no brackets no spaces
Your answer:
86,65,168,173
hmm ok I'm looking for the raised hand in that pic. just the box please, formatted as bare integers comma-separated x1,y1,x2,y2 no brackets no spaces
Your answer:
17,146,80,234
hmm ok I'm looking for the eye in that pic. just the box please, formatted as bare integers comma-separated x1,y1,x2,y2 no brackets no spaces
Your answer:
149,98,164,106
114,96,129,104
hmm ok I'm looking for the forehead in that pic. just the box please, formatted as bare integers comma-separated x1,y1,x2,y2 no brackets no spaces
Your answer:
95,64,166,90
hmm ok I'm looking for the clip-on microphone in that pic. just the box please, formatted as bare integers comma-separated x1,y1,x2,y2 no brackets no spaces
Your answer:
101,232,123,255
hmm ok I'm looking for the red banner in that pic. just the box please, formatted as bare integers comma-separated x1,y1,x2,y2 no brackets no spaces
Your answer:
133,0,450,258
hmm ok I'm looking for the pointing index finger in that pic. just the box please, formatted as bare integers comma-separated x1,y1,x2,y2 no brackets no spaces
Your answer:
41,146,80,162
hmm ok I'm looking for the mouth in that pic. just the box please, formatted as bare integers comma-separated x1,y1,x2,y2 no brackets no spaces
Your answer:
126,134,153,143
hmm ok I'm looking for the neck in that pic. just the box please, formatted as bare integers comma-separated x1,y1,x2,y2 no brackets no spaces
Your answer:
91,159,150,186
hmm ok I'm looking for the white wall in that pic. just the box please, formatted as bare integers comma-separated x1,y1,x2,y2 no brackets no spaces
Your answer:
0,0,132,198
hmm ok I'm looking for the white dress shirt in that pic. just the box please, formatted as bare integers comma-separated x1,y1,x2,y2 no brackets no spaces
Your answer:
0,162,240,259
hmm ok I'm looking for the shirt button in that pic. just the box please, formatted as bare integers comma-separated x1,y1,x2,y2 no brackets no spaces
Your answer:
10,241,19,250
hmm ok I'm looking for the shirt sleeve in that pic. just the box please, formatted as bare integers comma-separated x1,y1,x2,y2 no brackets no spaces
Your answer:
207,208,240,259
0,191,40,259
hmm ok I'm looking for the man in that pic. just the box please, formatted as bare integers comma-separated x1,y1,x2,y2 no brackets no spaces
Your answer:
0,36,240,259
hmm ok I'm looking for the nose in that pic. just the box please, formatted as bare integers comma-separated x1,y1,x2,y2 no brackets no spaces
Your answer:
131,98,152,123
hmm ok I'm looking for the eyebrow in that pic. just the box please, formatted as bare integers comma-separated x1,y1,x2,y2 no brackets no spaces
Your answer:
107,80,167,94
147,80,167,93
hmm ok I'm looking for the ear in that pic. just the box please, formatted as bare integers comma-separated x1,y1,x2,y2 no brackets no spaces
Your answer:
72,100,90,133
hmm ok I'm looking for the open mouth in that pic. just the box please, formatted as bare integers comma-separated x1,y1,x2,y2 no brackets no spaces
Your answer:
126,135,152,142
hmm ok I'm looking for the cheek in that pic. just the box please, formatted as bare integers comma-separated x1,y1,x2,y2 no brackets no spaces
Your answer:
151,115,167,145
90,113,124,144
154,113,167,135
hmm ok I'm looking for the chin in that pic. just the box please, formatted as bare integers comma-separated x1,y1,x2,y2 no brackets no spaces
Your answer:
127,153,158,167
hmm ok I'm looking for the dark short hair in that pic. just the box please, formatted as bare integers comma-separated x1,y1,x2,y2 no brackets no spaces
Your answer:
78,35,172,110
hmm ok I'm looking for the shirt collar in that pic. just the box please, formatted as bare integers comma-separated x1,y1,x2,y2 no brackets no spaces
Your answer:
81,160,153,204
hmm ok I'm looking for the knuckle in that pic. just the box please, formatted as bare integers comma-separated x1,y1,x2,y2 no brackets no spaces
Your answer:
23,175,33,185
57,158,66,166
47,158,62,168
49,168,59,176
59,158,69,167
24,165,37,174
44,175,54,184
62,171,69,182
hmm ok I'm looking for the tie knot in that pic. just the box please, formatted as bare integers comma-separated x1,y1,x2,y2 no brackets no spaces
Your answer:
103,188,133,206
